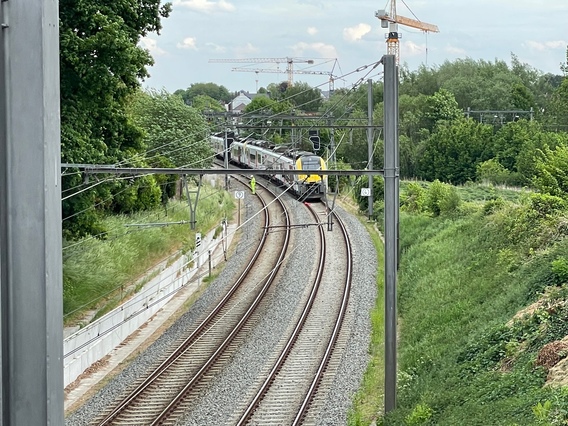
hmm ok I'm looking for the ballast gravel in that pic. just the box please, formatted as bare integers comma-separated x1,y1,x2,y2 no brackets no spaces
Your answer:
65,191,377,426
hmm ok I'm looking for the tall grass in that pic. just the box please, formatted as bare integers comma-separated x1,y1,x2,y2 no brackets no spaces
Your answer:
63,186,234,325
382,206,568,425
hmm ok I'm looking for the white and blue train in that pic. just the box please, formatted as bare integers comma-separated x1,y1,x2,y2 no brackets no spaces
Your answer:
210,133,327,200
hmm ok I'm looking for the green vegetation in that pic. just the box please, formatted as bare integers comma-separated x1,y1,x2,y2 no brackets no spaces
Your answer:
349,180,568,425
348,221,386,425
63,188,233,325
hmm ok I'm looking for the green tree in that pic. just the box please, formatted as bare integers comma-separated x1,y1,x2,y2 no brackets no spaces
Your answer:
60,0,172,238
425,88,462,126
175,82,232,105
283,82,323,112
533,144,568,197
418,118,494,184
190,94,226,113
129,90,213,168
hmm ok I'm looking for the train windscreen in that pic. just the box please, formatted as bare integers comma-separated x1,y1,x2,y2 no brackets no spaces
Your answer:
301,156,321,171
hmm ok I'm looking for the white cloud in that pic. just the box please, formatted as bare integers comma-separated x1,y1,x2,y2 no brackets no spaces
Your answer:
400,40,426,58
234,42,260,56
343,23,371,42
139,37,167,56
174,0,235,13
177,37,198,50
290,41,338,58
307,27,318,36
524,40,567,52
445,45,466,55
205,42,226,53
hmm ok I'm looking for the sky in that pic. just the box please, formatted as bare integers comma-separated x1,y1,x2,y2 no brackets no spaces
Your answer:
140,0,568,94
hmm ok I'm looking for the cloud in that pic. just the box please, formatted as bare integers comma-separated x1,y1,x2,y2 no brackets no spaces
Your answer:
205,42,226,53
524,40,567,52
234,42,260,56
174,0,235,13
400,40,426,58
307,27,318,36
445,45,466,55
139,37,167,56
290,41,338,58
343,23,371,42
177,37,198,50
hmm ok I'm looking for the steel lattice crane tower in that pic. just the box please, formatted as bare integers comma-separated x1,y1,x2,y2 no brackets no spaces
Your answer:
209,57,315,87
375,0,439,64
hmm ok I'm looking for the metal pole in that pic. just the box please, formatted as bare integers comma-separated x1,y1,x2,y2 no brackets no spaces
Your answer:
383,54,399,414
367,79,374,219
0,0,64,423
224,115,229,190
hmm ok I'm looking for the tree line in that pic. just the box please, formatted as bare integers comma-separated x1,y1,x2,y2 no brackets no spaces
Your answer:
59,0,568,239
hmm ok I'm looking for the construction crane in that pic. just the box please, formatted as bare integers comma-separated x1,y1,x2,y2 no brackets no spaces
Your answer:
208,57,314,87
231,66,340,93
375,0,439,65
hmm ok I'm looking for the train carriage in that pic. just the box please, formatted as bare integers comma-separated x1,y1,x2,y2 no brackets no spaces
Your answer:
211,133,326,200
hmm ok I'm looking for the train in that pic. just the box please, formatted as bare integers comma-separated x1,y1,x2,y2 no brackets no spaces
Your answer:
210,133,327,200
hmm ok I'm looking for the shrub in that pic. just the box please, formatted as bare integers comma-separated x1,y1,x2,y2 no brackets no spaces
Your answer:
401,182,427,213
426,180,461,216
405,403,434,425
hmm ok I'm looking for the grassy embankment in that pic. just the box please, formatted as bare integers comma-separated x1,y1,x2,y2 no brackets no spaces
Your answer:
350,183,568,425
63,184,234,326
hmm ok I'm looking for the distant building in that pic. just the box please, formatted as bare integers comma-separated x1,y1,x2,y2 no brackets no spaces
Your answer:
228,90,270,113
229,91,252,113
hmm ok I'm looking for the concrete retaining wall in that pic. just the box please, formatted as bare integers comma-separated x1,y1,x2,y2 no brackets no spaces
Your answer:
63,222,231,387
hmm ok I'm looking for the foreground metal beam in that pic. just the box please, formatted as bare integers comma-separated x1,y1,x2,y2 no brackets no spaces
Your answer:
0,0,64,423
61,165,385,177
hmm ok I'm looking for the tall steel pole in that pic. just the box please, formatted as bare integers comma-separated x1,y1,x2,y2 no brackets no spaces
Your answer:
383,54,399,414
0,0,64,424
367,79,374,219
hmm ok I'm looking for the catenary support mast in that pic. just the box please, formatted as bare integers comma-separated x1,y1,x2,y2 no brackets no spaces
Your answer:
0,0,64,423
383,54,399,414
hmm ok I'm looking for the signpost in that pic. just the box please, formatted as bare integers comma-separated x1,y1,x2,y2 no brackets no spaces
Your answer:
235,191,244,226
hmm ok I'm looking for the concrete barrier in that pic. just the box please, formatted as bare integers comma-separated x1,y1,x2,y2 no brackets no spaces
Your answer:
63,221,234,387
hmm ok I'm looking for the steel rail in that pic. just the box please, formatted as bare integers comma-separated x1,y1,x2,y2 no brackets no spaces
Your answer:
95,177,289,425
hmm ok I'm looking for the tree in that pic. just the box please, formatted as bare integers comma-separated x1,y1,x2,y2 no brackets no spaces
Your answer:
129,90,214,168
60,0,172,238
533,143,568,197
283,82,323,113
175,82,232,105
190,94,225,113
425,88,462,126
418,118,494,184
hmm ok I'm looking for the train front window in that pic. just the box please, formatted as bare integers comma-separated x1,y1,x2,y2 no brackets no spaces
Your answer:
301,156,321,171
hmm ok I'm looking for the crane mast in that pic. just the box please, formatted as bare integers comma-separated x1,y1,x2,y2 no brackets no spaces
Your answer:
375,0,439,64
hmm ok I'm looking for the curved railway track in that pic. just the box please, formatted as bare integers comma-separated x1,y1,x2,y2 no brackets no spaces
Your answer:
234,201,353,425
93,178,290,426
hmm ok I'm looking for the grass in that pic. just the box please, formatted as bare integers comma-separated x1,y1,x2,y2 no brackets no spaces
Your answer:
348,181,568,425
348,222,386,425
63,186,234,326
381,208,568,424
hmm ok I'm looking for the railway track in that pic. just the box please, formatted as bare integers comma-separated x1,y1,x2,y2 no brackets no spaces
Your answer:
93,178,290,426
233,201,353,425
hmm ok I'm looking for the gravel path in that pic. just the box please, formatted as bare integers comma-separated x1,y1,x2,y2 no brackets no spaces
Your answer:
65,192,377,426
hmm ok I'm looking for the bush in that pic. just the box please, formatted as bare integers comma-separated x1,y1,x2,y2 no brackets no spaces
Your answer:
401,182,427,213
477,159,512,186
405,403,434,425
426,180,461,216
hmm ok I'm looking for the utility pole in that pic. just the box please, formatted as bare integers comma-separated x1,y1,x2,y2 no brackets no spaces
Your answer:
383,54,399,414
0,0,64,424
367,79,374,219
